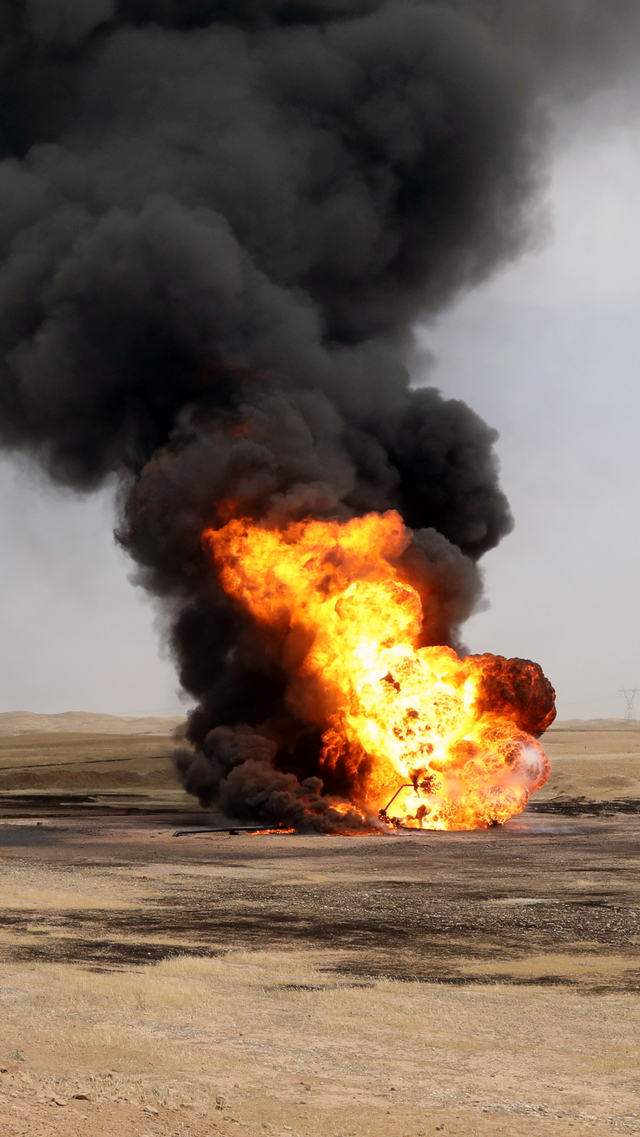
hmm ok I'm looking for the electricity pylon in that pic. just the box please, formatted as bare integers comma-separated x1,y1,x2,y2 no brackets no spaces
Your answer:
620,689,639,723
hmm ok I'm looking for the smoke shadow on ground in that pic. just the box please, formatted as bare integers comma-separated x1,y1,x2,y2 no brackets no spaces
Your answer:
0,824,64,846
1,871,640,987
529,797,640,815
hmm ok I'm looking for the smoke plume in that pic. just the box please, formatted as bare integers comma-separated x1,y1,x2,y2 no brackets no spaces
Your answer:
0,1,635,827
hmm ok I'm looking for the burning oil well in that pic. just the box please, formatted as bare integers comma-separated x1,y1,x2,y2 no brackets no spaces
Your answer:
0,1,637,831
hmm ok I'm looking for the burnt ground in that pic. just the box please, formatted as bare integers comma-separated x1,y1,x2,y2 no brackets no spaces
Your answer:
1,812,640,989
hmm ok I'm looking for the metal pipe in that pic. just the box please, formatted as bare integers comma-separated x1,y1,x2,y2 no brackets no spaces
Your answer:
173,824,288,836
378,783,413,825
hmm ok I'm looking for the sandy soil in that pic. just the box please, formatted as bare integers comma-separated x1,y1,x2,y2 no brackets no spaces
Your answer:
0,732,178,778
540,725,640,803
0,713,185,736
0,726,639,1137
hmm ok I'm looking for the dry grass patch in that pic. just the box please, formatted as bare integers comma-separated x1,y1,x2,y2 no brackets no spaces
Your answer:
0,949,639,1136
459,949,640,986
0,866,147,911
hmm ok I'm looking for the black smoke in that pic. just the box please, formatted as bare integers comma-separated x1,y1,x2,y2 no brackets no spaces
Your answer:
0,1,634,827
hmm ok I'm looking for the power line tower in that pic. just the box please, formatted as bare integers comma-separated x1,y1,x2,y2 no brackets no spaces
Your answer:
620,688,639,723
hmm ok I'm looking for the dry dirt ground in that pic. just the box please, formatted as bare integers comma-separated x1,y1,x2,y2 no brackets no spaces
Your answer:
0,725,639,1137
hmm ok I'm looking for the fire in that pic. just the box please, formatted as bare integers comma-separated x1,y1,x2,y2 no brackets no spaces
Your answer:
203,511,553,831
248,828,297,835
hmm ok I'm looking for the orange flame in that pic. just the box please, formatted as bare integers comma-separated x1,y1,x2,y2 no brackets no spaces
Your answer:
203,511,552,831
248,828,297,835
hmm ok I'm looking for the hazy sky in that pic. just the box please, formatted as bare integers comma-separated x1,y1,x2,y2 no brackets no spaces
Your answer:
0,93,639,720
424,95,640,721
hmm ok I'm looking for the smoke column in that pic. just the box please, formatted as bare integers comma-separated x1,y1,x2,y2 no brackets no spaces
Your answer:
0,1,637,827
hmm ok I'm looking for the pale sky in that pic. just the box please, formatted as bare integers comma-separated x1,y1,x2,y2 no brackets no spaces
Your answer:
1,94,639,720
423,95,640,720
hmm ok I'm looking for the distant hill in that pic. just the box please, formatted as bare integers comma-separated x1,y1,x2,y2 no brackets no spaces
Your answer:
0,712,186,736
547,719,640,731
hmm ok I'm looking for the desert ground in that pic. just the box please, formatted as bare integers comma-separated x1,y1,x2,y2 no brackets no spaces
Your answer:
0,719,639,1137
